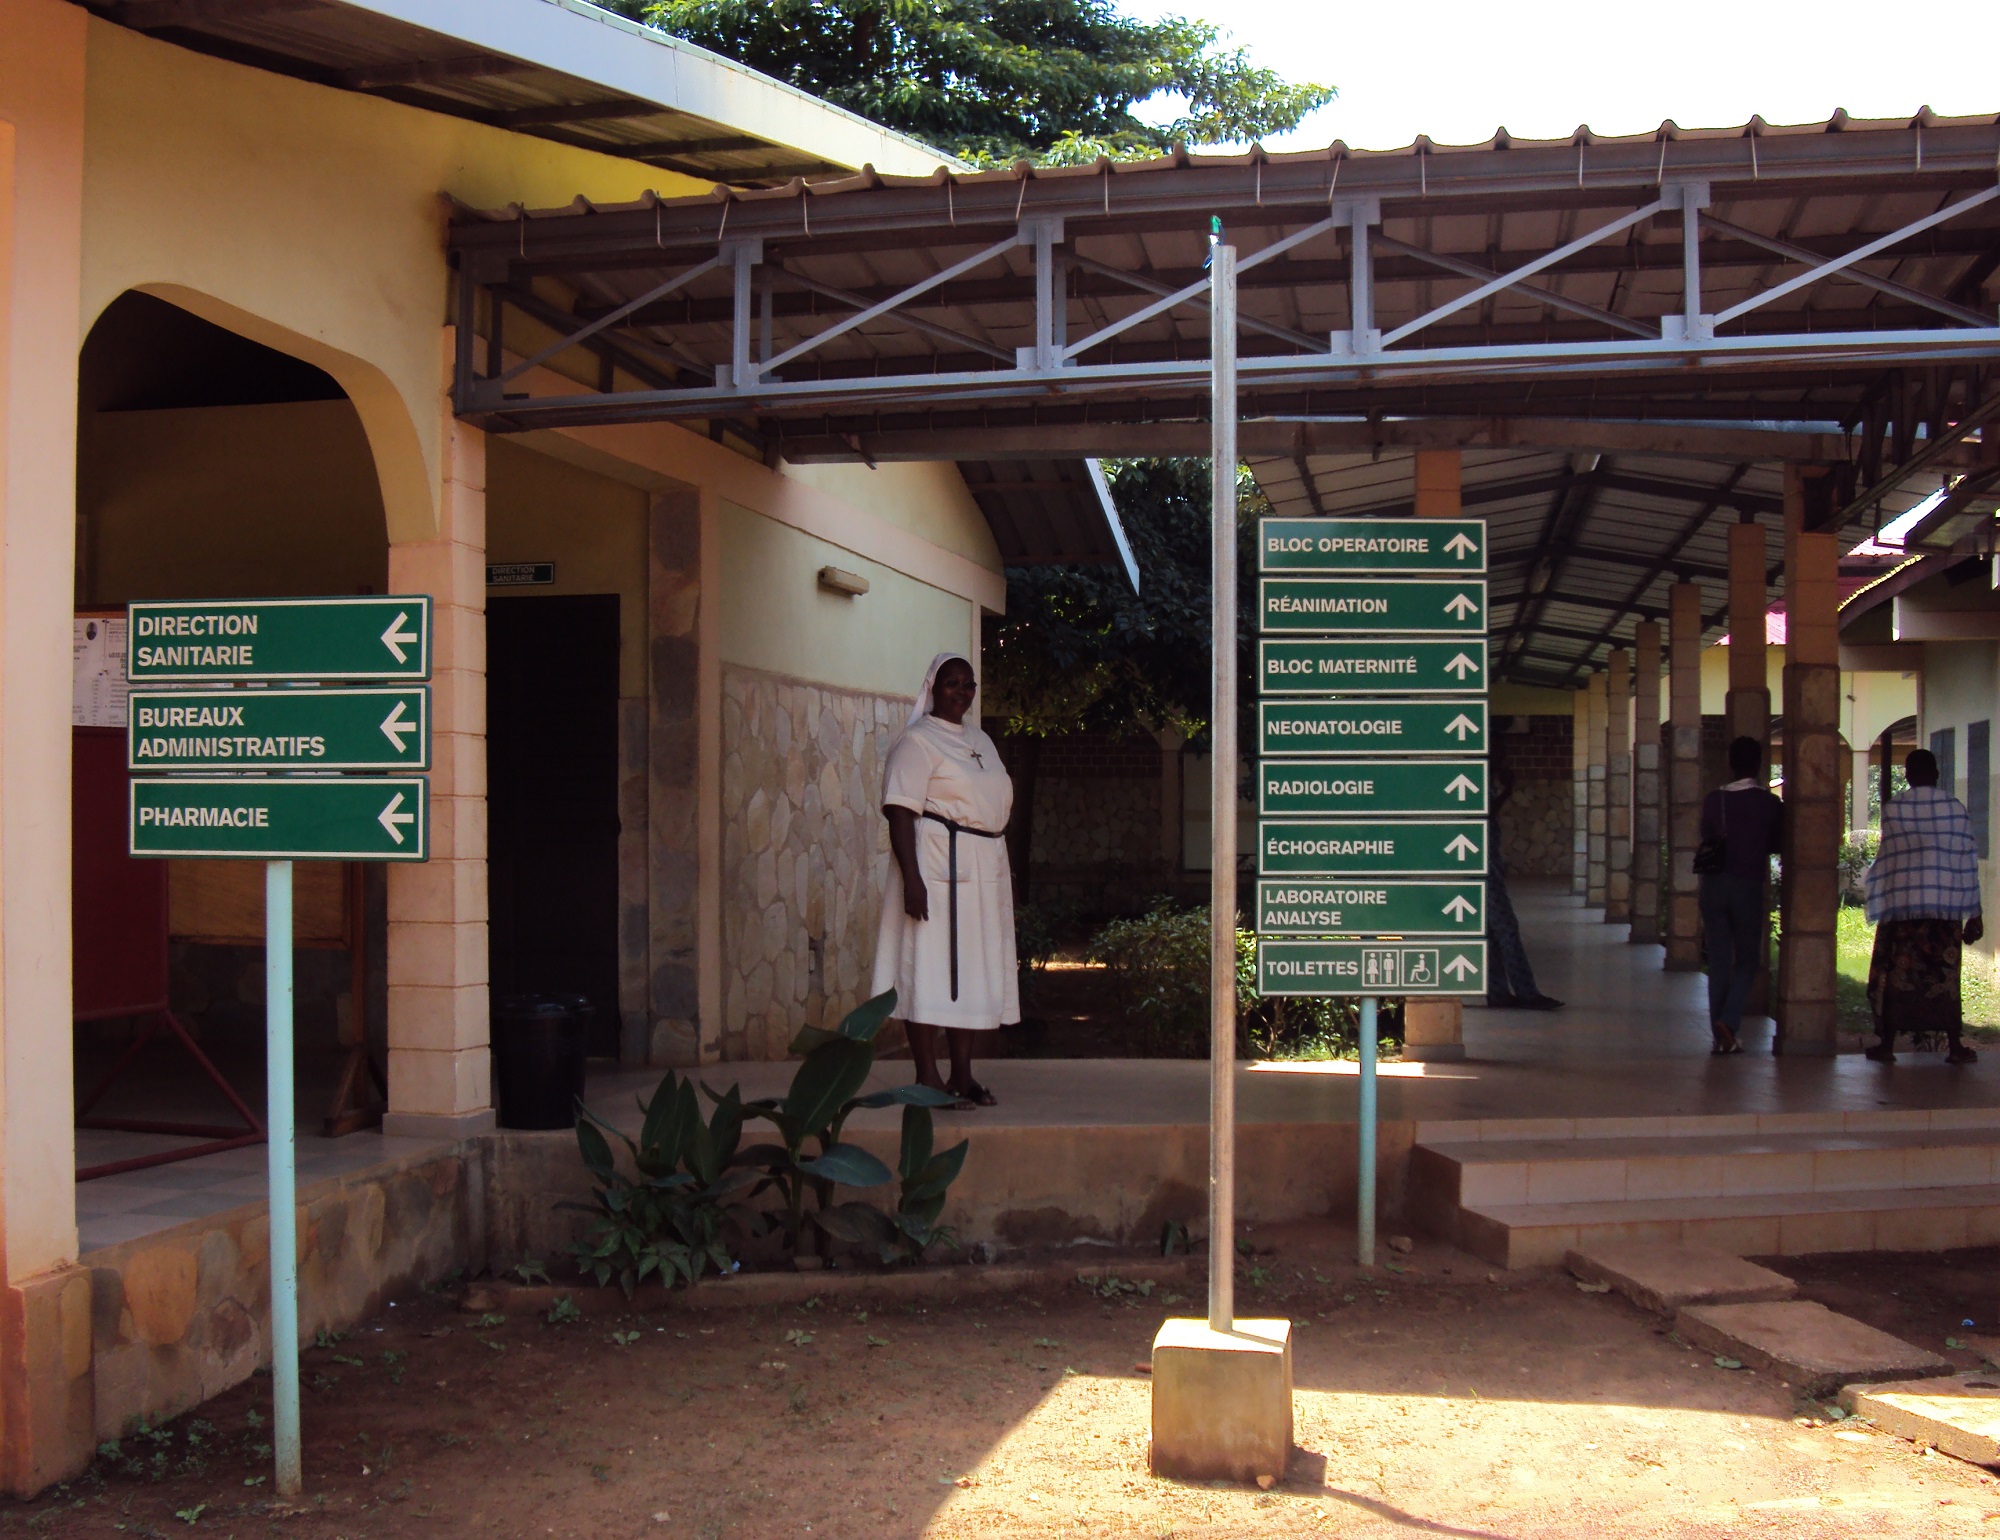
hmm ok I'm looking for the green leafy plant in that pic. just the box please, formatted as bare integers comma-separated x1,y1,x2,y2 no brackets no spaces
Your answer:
544,1295,582,1326
1839,829,1879,906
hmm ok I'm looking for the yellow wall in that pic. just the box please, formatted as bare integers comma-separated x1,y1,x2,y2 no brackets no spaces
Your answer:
80,401,387,605
717,501,975,697
780,459,1001,573
486,439,649,698
79,20,708,544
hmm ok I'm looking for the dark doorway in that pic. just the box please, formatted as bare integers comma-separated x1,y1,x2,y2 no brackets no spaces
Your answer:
487,595,622,1056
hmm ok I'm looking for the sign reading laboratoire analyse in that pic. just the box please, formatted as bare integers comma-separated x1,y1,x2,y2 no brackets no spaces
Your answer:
1256,880,1484,937
1257,939,1488,997
1260,638,1485,696
1259,700,1486,758
1260,519,1486,574
1260,758,1486,816
1261,578,1485,635
130,777,429,861
127,597,432,681
1260,819,1488,877
127,688,430,772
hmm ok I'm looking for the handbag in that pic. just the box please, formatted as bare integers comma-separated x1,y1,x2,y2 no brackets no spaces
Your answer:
1693,789,1730,875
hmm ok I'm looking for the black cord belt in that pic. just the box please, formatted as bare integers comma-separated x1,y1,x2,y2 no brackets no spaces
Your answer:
922,811,1006,1000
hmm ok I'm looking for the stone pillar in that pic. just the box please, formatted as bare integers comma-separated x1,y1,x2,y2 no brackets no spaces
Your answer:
1585,671,1608,907
1604,649,1632,924
1726,517,1771,748
1665,582,1704,969
1403,449,1464,1062
1775,467,1842,1055
0,0,96,1494
1630,621,1663,944
1571,686,1589,895
384,409,492,1138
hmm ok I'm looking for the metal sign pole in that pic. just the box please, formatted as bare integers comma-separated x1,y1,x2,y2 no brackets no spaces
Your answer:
1357,995,1378,1268
1208,234,1238,1334
266,859,302,1495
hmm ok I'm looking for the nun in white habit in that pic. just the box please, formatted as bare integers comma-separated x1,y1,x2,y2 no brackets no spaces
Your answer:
870,652,1018,1107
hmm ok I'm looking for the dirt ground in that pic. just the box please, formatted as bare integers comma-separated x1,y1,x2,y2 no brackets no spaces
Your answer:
14,1230,2000,1540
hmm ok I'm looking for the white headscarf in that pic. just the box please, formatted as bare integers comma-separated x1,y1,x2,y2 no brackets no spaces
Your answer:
902,651,976,732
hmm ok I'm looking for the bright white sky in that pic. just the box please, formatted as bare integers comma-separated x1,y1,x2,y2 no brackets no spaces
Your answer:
1122,0,2000,152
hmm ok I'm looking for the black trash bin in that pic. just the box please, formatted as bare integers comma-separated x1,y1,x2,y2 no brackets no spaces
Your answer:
492,995,588,1131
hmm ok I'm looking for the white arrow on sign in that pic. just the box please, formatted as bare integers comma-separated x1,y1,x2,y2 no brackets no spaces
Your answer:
378,791,415,845
1444,532,1479,560
379,700,417,752
1445,833,1481,861
380,611,419,664
1444,592,1481,620
1445,651,1481,680
1443,953,1480,980
1444,773,1481,801
1445,713,1482,741
1444,895,1478,920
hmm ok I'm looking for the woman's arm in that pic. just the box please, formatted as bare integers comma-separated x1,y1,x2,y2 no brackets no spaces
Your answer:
885,806,928,921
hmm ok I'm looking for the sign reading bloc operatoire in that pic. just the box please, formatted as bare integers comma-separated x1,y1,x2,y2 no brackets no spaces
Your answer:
127,596,433,681
1260,518,1486,573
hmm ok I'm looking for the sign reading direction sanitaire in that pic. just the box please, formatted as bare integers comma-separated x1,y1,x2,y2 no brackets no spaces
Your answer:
127,597,432,681
1261,519,1486,573
1260,638,1485,695
1261,578,1485,635
1258,939,1488,996
131,777,429,861
1261,758,1486,816
1260,700,1486,757
1257,880,1484,937
1260,819,1488,877
128,687,430,772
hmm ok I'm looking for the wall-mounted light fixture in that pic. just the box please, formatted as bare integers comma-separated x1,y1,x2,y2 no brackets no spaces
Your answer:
817,566,870,597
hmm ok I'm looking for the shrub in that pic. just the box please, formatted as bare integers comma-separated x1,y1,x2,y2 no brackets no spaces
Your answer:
1839,829,1879,906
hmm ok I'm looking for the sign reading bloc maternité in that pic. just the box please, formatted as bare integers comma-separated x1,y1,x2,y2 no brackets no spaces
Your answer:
127,687,430,772
1260,518,1485,573
1257,939,1488,996
127,597,433,682
131,776,429,861
1259,638,1485,695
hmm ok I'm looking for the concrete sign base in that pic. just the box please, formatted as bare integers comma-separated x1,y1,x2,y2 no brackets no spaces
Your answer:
1150,1317,1294,1485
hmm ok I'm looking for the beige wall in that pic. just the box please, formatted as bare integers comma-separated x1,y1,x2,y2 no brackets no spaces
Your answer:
779,459,1000,571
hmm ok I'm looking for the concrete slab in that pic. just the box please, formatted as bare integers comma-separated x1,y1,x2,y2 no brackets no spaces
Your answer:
1676,1301,1951,1398
1565,1240,1798,1314
1150,1318,1293,1484
1841,1374,2000,1467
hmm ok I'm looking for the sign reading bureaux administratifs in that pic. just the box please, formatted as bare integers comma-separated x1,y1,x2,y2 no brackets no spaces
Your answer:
1260,638,1484,696
1259,819,1488,877
1260,758,1486,816
1260,699,1486,758
1261,578,1485,635
127,596,432,682
1256,879,1484,937
1260,518,1485,574
1258,939,1488,997
131,776,429,861
127,687,430,772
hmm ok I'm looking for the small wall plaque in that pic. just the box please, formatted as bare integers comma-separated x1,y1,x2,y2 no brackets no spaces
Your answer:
487,562,556,587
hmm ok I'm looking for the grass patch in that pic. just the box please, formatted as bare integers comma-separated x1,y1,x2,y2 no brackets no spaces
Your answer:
1833,906,2000,1043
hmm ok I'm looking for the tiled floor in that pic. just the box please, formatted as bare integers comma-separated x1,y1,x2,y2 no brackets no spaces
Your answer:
73,881,2000,1255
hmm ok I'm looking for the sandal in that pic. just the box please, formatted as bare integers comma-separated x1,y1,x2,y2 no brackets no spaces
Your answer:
952,1079,998,1108
1947,1044,1980,1065
1864,1042,1897,1064
1711,1040,1744,1057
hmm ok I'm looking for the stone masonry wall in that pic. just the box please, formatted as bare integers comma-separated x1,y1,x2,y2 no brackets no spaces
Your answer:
1497,715,1573,878
719,666,906,1061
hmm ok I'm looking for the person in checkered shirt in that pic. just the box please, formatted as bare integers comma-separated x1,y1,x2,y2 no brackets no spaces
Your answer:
1864,748,1983,1064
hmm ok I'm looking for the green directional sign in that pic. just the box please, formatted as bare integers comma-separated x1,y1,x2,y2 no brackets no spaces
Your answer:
1258,819,1488,876
1257,879,1485,937
1260,638,1485,695
127,596,433,682
1260,758,1486,816
128,687,429,772
1260,519,1486,574
1261,578,1486,635
1258,939,1488,997
130,777,429,861
1259,699,1487,757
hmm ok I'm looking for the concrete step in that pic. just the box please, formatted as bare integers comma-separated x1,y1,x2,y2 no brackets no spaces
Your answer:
1841,1374,2000,1467
1676,1300,1951,1399
1564,1240,1797,1313
1455,1182,2000,1269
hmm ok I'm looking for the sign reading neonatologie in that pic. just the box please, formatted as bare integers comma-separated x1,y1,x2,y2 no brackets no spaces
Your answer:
1260,638,1485,696
1256,879,1485,937
127,597,433,682
1260,578,1485,635
130,776,429,861
1260,518,1486,574
1258,819,1488,877
1259,699,1487,757
1257,939,1488,997
1260,758,1487,816
126,687,430,772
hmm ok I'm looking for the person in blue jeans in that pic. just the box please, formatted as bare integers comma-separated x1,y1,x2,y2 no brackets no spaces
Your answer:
1698,736,1784,1054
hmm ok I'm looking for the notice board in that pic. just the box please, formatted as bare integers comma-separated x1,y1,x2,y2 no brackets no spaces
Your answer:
73,726,169,1019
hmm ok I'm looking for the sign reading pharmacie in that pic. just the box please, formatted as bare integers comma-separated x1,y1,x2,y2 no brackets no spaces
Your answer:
127,596,432,682
1258,939,1488,996
127,687,429,772
130,776,429,861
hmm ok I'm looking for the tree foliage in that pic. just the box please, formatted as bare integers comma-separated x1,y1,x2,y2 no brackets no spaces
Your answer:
614,0,1333,164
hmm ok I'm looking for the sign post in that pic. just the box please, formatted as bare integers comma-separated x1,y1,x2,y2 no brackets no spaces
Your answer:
126,596,433,1497
1207,238,1237,1337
